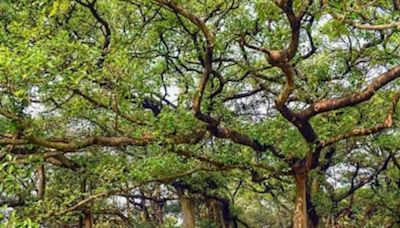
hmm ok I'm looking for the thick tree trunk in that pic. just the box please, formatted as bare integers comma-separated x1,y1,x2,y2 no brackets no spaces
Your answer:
207,199,232,228
174,185,195,228
293,173,307,228
83,210,93,228
207,199,225,228
180,195,196,228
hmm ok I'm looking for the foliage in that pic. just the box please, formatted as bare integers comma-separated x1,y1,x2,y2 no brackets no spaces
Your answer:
1,0,400,227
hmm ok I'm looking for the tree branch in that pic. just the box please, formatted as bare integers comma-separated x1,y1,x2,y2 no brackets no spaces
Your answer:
320,92,400,147
301,66,400,120
331,13,400,31
333,154,391,202
154,0,215,115
223,86,264,102
76,0,111,67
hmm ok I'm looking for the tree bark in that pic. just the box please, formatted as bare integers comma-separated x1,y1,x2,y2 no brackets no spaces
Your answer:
153,186,165,225
79,179,93,228
36,164,45,198
207,199,225,228
180,195,196,228
83,210,93,228
175,186,195,228
307,176,320,227
293,173,308,228
153,201,164,225
204,195,234,228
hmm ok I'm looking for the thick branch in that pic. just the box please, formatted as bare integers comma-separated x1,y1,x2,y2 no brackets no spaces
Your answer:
205,122,285,160
301,66,400,119
27,135,151,152
321,92,400,147
174,150,283,173
275,63,295,107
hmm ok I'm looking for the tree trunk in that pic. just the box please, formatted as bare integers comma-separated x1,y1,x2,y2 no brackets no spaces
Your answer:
307,176,320,227
83,210,93,228
207,199,224,228
205,196,235,228
153,186,164,225
36,164,46,198
293,173,307,228
173,183,195,228
180,195,196,228
154,201,164,225
79,179,93,228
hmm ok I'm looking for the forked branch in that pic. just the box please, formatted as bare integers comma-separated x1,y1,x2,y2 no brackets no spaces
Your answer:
321,92,400,147
301,66,400,120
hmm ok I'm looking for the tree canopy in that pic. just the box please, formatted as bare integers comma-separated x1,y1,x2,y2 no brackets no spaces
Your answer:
1,0,400,227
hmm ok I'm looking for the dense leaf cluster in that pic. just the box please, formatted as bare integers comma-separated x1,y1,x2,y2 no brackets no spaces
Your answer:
1,0,399,227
